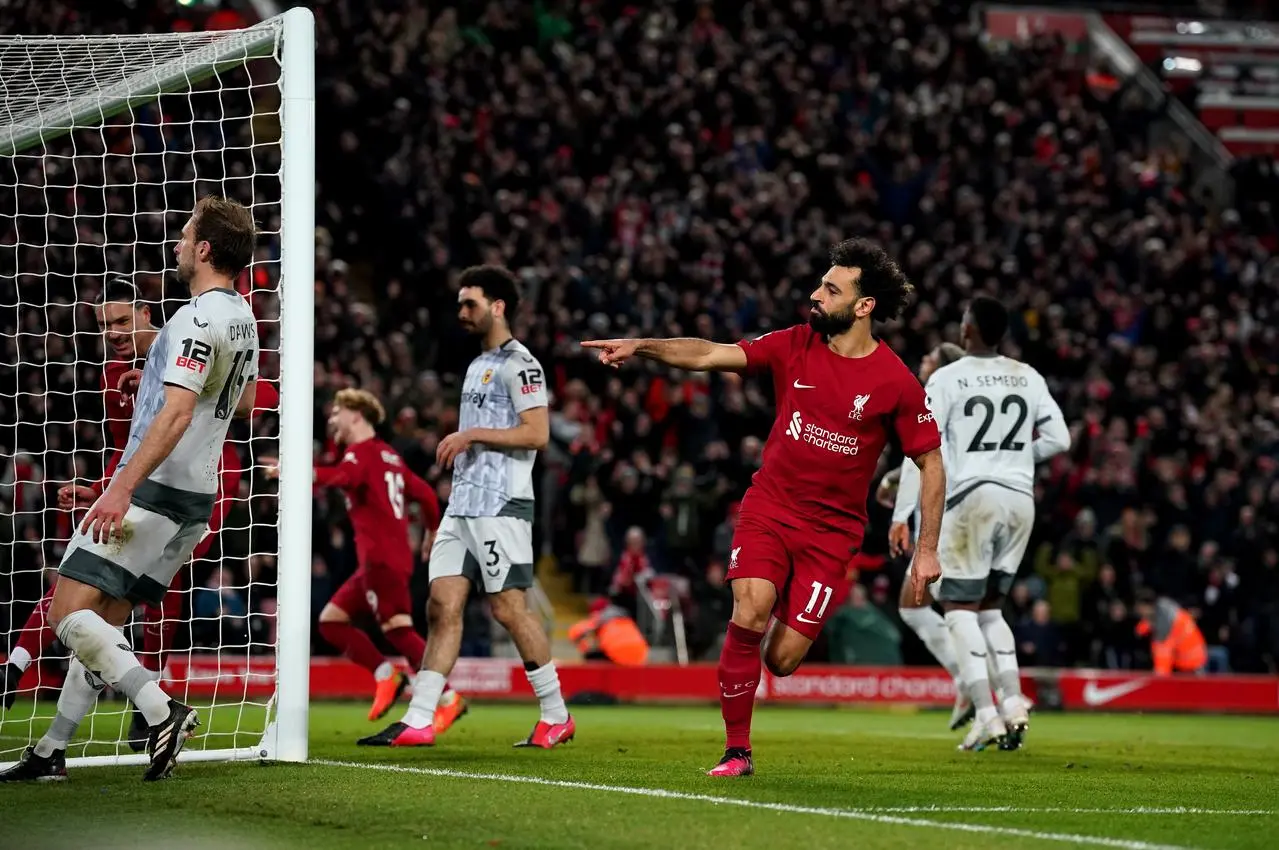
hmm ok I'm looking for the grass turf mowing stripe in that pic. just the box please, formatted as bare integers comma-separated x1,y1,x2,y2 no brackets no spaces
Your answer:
314,759,1197,850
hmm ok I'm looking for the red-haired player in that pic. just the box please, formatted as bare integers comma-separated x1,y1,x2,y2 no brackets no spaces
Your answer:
0,278,277,753
275,388,466,733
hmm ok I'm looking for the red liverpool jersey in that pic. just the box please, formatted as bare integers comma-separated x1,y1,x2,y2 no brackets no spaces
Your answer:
313,437,440,573
735,325,940,542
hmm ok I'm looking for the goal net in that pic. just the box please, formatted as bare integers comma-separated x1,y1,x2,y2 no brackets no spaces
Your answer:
0,10,314,768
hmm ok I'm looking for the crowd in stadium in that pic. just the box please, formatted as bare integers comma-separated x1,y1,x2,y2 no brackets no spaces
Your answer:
2,0,1278,677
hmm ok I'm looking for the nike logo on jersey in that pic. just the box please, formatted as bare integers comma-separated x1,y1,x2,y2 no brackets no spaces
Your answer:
795,613,821,624
1082,679,1148,706
793,379,816,389
193,317,209,328
485,568,502,578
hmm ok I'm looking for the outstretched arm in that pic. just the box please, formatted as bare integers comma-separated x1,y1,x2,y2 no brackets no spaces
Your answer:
312,457,362,488
583,338,748,372
404,468,441,531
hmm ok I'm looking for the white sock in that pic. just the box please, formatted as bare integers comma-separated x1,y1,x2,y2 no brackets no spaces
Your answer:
402,670,446,729
979,608,1023,705
525,662,568,725
985,651,1004,703
34,658,105,757
899,606,961,681
374,661,394,682
56,610,170,727
945,609,995,722
8,646,32,672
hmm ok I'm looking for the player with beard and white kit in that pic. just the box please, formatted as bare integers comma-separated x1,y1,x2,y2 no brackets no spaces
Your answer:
1,197,261,782
363,265,573,749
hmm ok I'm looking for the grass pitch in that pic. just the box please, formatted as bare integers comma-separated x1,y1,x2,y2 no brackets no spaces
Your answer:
1,701,1276,849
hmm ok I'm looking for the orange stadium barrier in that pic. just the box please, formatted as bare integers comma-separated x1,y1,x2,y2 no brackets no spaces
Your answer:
125,656,1279,715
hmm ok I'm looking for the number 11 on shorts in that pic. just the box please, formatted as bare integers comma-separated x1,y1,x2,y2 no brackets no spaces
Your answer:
800,581,832,623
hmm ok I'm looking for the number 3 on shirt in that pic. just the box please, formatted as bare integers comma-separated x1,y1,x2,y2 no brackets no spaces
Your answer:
383,471,405,519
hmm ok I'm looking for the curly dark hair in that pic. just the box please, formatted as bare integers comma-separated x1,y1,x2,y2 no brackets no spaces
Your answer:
829,238,915,321
457,264,521,317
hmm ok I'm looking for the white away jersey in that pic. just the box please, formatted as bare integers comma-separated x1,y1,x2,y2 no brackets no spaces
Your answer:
120,287,258,496
446,339,546,519
923,354,1069,498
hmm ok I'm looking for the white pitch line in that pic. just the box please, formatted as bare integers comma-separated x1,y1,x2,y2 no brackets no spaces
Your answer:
863,805,1272,816
314,759,1198,850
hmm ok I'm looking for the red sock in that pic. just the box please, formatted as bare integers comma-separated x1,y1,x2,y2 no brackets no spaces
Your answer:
383,626,427,669
141,588,183,673
718,622,765,751
141,605,163,673
13,591,56,668
191,533,215,563
318,620,385,674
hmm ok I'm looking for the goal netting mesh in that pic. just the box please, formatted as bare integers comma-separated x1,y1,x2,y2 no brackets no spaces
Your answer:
0,16,307,767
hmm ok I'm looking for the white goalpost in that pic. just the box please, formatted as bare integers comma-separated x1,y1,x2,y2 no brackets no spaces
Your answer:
0,9,314,768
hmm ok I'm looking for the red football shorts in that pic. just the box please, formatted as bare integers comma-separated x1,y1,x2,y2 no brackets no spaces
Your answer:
728,510,861,640
328,561,413,624
188,459,242,567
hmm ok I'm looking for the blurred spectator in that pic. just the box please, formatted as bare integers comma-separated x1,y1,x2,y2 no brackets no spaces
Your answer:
1095,599,1140,670
1152,525,1198,605
569,475,613,594
1016,600,1065,667
1134,591,1208,675
1081,563,1124,660
1035,551,1096,635
659,463,721,577
569,598,648,666
826,584,903,666
691,562,733,660
460,597,495,659
609,527,655,617
310,556,333,648
192,567,250,649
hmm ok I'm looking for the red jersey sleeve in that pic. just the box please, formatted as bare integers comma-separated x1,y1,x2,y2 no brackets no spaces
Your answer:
893,369,942,459
403,469,440,530
249,380,279,419
101,360,135,451
735,326,799,374
313,446,366,489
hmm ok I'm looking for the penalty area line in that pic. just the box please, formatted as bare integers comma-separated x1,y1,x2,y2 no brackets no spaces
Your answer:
314,759,1197,850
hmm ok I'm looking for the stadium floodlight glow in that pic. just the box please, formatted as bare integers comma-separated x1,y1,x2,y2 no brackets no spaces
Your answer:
0,8,314,770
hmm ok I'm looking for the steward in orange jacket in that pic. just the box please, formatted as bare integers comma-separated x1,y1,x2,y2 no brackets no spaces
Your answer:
1134,592,1207,675
569,600,649,666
